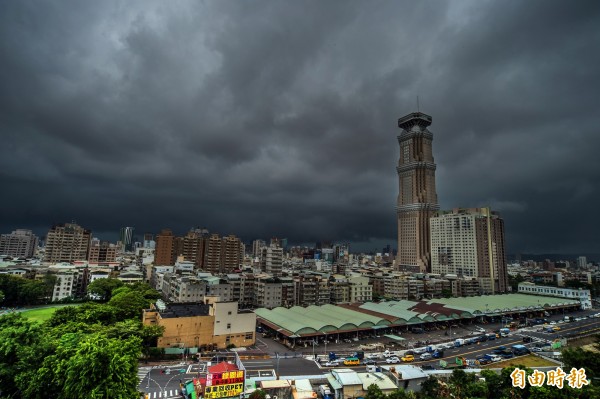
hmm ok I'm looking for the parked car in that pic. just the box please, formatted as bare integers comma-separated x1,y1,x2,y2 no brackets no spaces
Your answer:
477,357,492,365
413,347,427,354
531,347,542,352
386,357,401,364
522,337,533,343
401,354,415,362
419,353,432,361
324,360,340,367
363,360,377,365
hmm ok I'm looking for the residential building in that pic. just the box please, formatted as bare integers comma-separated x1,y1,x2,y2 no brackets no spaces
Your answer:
142,298,256,349
154,229,176,266
87,239,117,263
430,207,508,294
221,235,243,273
203,234,222,273
518,282,592,309
252,240,266,258
0,229,38,258
396,112,439,273
44,223,92,263
260,244,283,277
254,275,283,309
348,276,372,303
181,230,206,268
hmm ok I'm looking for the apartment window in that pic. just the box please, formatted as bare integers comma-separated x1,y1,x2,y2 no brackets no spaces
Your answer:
228,311,232,315
227,323,231,329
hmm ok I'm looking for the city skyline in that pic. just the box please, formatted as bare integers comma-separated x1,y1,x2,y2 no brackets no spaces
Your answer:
1,1,599,254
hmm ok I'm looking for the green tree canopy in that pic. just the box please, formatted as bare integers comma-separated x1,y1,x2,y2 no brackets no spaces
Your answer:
87,277,124,301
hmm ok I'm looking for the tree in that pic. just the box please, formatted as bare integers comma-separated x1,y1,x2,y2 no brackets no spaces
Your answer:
248,389,267,399
441,288,453,298
87,278,124,301
0,313,42,397
108,287,152,320
420,376,443,399
0,289,4,303
365,384,386,399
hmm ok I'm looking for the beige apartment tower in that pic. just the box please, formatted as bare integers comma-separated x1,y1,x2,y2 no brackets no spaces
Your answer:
430,208,508,294
396,112,439,273
44,223,92,263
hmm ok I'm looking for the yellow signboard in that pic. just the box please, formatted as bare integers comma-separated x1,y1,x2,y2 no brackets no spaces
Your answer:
204,382,244,399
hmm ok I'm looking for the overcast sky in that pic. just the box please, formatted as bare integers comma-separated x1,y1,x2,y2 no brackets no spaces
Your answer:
1,1,599,254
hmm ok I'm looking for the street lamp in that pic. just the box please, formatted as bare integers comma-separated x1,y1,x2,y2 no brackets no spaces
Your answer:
324,333,328,356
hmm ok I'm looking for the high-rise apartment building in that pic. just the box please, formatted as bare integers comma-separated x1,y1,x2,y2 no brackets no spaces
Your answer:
202,234,243,274
44,223,92,263
181,230,206,268
260,244,283,276
88,239,117,263
430,208,508,294
0,229,39,258
119,227,134,252
154,229,176,266
203,234,223,273
221,235,243,273
252,239,266,258
396,112,439,273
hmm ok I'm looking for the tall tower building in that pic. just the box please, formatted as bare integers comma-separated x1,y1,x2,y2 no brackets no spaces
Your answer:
430,208,508,294
119,227,134,252
396,112,439,273
44,223,92,263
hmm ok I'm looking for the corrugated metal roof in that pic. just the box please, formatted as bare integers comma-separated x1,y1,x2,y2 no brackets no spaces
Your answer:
357,373,397,390
332,370,363,386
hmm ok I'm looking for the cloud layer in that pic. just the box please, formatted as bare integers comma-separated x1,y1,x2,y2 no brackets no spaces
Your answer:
1,1,599,253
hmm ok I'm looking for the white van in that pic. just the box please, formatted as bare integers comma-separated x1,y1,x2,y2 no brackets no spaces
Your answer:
419,353,432,361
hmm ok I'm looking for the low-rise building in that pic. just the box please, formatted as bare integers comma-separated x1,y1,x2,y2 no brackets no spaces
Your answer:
518,282,592,309
142,297,256,349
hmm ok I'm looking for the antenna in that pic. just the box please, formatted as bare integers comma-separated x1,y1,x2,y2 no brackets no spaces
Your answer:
417,96,420,112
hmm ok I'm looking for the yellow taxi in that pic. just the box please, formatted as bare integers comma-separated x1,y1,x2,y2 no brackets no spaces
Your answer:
401,354,414,362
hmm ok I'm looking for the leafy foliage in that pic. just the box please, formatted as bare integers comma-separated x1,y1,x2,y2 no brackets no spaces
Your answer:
0,274,56,306
0,282,163,399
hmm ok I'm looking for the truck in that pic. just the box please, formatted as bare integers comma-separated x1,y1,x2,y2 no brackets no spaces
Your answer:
319,385,333,399
439,357,467,370
499,328,510,337
511,345,530,356
352,351,364,360
454,339,465,347
328,352,337,361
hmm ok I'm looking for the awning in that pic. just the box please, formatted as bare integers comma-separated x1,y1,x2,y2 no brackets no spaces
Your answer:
326,374,342,390
384,334,405,341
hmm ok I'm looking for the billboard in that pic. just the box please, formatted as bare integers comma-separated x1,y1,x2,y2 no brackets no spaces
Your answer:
205,370,245,399
204,383,244,399
206,370,245,386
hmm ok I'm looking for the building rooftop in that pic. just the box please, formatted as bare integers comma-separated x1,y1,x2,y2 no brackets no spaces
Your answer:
157,302,211,319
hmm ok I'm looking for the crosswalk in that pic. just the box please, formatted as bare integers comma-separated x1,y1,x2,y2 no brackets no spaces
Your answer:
138,366,151,383
145,390,180,398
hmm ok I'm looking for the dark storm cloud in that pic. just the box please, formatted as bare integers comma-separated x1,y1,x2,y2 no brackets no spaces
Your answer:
1,0,599,254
